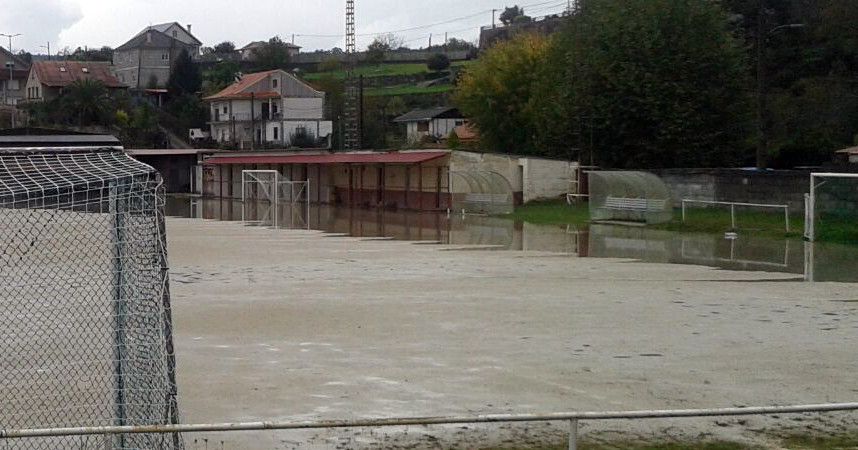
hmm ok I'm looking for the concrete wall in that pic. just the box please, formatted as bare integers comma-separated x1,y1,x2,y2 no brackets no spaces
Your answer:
520,158,577,203
282,97,323,119
113,45,191,88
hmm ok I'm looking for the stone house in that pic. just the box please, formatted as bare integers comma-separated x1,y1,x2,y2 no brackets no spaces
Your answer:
113,22,202,89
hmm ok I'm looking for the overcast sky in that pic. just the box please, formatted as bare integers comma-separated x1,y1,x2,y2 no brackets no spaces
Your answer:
0,0,569,55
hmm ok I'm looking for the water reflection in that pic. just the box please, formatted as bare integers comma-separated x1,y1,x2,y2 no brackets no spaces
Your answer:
165,196,858,283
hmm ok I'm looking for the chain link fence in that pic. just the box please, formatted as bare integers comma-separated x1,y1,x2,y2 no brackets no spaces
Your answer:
0,149,182,449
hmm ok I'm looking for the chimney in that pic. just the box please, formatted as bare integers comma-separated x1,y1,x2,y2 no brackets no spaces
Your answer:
187,24,192,34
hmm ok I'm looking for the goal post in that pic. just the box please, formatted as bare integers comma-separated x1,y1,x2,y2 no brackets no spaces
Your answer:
240,170,311,229
806,172,858,242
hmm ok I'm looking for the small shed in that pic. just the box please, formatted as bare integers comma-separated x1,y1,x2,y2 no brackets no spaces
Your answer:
394,107,466,142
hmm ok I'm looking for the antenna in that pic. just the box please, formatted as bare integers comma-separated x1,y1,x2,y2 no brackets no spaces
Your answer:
343,0,361,150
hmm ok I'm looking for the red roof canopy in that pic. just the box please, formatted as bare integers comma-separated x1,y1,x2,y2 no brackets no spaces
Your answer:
204,151,449,165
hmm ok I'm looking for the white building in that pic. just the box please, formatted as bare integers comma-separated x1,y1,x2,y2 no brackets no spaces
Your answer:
394,107,466,143
204,69,332,149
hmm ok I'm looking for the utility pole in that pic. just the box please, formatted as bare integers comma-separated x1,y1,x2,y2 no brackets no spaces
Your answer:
428,33,432,50
343,0,361,150
291,34,295,45
492,9,497,28
41,42,51,60
755,1,767,169
1,33,21,109
444,32,448,53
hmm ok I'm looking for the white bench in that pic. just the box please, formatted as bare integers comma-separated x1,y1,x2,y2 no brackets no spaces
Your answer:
602,197,667,211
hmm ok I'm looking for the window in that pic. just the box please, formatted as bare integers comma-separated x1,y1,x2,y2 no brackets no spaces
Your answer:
273,126,279,141
7,80,19,91
222,105,228,114
162,53,169,61
417,121,429,132
172,30,178,37
272,103,279,114
272,78,278,89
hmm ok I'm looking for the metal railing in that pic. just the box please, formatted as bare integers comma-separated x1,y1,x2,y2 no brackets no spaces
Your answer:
681,199,791,232
3,403,858,450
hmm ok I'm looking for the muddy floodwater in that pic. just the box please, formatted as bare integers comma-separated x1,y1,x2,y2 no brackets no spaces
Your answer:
166,196,858,283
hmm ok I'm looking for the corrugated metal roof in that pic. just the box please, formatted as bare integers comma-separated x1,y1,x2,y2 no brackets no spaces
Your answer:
393,107,462,123
204,151,449,165
31,61,125,88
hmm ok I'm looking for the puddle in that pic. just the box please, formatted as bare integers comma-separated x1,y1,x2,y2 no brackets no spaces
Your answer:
165,196,858,283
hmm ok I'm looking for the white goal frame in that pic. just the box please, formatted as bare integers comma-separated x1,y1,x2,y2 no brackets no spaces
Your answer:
805,172,858,242
241,170,310,229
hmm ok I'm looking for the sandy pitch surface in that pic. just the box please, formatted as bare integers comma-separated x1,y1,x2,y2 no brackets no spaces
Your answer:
167,218,858,449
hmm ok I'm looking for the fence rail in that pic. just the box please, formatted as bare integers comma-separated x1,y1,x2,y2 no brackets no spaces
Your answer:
681,199,791,232
3,402,858,450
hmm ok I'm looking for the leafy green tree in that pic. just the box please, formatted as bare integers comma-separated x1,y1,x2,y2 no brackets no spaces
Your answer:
203,61,240,95
168,49,202,95
454,33,551,154
500,6,525,25
444,38,476,52
62,79,110,126
427,53,450,72
213,41,236,54
556,0,752,168
252,36,292,71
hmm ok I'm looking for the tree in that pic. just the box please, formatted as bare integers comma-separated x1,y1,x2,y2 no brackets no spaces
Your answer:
69,46,112,62
445,38,477,52
62,79,110,126
427,53,450,72
366,34,404,65
454,33,552,154
16,50,32,65
203,61,240,95
554,0,752,168
500,6,525,25
168,48,202,95
213,41,236,54
252,36,292,71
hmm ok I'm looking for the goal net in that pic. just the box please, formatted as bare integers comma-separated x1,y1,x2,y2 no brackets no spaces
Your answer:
805,172,858,242
241,170,310,229
0,149,182,449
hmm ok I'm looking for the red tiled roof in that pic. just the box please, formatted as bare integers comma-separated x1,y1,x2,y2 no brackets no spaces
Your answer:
31,61,125,88
203,70,278,100
204,151,449,165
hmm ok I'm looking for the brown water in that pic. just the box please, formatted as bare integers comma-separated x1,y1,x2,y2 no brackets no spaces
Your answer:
165,196,858,282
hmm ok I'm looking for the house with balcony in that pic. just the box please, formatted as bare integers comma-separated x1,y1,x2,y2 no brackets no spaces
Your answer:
204,69,332,149
113,22,201,89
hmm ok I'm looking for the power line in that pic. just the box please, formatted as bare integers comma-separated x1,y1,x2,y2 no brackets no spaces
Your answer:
294,0,563,39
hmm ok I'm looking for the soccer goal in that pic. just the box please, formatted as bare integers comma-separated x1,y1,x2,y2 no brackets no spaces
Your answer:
241,170,310,229
805,172,858,242
0,148,182,449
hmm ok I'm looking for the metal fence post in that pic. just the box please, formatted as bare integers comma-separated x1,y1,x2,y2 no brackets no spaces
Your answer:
730,204,736,229
681,200,686,223
784,206,790,233
568,419,578,450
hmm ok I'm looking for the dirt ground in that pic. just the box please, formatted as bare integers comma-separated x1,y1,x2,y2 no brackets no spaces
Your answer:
166,218,858,450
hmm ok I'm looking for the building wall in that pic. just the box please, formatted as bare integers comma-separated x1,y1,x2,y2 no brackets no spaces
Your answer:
113,44,192,88
520,157,578,203
282,97,323,119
